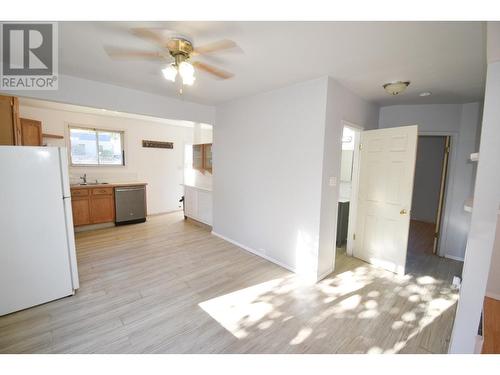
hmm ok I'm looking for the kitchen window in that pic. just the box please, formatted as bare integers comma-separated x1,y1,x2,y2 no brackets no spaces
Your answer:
69,126,125,166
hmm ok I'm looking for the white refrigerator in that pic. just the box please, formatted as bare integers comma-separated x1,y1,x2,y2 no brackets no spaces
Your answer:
0,146,79,316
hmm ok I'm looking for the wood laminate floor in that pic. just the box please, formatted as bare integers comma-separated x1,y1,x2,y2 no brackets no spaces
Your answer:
482,297,500,354
408,220,436,256
0,212,462,353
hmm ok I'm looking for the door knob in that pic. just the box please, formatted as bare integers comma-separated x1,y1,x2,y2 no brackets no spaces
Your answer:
400,209,408,215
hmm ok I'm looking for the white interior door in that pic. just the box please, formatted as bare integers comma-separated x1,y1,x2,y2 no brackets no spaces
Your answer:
353,125,418,275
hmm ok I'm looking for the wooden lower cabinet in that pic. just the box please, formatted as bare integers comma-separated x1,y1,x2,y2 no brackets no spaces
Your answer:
71,196,91,226
89,194,115,224
71,187,115,226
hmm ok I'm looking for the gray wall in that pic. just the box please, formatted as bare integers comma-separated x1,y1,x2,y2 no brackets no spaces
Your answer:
213,77,329,280
213,76,379,280
411,136,446,223
379,103,482,260
317,78,379,278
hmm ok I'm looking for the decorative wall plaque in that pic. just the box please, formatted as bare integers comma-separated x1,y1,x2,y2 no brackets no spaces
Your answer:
142,140,174,149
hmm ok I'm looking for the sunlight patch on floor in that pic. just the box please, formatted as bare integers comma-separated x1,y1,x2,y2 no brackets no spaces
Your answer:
198,254,459,353
198,278,285,339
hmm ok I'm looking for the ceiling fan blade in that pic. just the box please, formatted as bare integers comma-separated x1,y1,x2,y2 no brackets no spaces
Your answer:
131,28,173,49
193,39,238,55
193,61,234,80
104,46,169,60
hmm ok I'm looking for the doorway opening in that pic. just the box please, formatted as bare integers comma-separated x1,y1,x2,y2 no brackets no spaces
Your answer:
335,124,361,260
407,135,450,261
336,127,454,277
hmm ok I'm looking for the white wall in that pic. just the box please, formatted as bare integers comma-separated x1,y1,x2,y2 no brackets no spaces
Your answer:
378,103,482,260
449,20,500,354
317,78,379,278
19,105,194,215
213,77,329,280
449,40,500,353
411,136,446,223
1,73,215,124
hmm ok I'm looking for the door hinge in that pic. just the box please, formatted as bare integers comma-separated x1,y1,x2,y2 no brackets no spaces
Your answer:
353,233,356,240
359,143,363,151
445,146,451,154
434,232,439,239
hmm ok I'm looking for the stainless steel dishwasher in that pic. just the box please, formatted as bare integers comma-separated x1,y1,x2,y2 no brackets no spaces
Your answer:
115,186,147,225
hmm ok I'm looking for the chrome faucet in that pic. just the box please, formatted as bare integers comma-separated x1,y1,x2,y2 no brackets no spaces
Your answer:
80,173,87,184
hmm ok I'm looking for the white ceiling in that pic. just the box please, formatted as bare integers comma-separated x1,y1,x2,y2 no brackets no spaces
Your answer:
59,21,486,106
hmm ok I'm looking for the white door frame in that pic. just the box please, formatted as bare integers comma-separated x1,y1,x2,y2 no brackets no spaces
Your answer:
340,120,363,257
417,130,458,257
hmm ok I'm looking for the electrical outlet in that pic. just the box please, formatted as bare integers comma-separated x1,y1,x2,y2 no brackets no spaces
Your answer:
329,176,337,187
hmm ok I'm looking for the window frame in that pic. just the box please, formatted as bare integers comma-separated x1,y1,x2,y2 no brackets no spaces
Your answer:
68,125,125,167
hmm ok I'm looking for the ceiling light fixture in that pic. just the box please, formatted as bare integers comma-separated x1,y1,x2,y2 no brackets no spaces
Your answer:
178,61,195,86
383,81,410,96
419,91,432,97
162,61,196,86
162,64,177,82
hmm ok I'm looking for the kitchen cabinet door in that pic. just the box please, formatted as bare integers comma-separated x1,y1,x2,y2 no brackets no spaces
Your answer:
90,194,115,224
20,118,43,146
193,144,203,171
0,95,21,145
184,187,198,218
203,143,212,173
197,190,213,225
71,196,91,226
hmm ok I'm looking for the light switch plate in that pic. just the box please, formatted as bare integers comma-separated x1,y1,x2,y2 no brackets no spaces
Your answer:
329,176,337,187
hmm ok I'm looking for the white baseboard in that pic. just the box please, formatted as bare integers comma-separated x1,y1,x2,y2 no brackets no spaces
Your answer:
211,231,296,274
485,291,500,301
148,209,183,217
444,254,465,262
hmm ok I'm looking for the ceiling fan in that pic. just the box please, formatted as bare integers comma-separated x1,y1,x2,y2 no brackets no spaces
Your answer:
104,28,238,90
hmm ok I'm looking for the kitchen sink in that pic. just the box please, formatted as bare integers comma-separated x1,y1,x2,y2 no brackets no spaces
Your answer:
78,182,109,185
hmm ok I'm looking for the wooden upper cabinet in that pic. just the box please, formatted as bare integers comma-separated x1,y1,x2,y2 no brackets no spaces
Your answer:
203,143,212,173
192,143,212,174
20,118,43,146
193,144,203,171
0,95,22,145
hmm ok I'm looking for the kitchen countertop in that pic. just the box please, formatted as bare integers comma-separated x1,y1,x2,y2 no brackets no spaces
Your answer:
70,182,148,189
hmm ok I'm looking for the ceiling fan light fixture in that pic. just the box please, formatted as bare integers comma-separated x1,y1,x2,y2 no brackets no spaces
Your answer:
383,81,410,96
179,61,195,85
182,74,196,86
162,64,177,82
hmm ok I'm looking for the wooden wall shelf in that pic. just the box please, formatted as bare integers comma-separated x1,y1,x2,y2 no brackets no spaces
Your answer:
42,133,64,139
